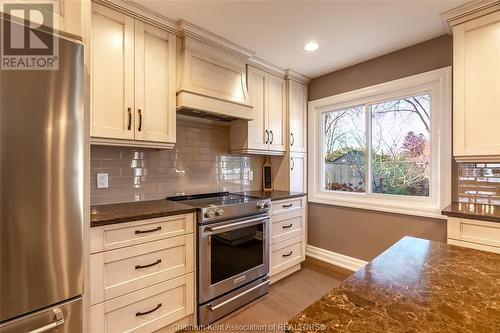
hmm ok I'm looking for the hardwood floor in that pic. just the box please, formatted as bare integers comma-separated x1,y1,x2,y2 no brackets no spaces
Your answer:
186,260,350,332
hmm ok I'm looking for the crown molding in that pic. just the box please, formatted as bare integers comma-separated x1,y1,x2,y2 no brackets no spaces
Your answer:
285,69,310,85
440,0,500,33
96,0,178,34
248,56,286,78
177,19,254,60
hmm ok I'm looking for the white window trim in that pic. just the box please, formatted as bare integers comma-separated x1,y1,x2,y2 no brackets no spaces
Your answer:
308,67,452,219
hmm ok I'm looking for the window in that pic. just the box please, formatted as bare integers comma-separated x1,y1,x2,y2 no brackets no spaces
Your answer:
309,68,451,218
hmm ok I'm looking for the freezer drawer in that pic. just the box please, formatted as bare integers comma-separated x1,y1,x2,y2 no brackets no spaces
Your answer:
0,298,82,333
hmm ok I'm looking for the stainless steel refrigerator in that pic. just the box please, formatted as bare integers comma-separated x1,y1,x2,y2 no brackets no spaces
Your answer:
0,18,84,333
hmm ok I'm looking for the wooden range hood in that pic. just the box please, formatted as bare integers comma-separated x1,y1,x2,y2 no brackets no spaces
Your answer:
176,20,255,121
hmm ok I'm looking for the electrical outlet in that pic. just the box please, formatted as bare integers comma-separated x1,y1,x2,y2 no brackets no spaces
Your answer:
249,171,254,181
97,173,108,189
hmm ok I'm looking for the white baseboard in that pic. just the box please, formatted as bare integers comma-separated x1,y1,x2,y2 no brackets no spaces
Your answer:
306,245,368,272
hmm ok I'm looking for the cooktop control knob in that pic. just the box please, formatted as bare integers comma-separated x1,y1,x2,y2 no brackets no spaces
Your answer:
215,208,224,216
256,202,265,209
264,201,271,208
204,210,215,219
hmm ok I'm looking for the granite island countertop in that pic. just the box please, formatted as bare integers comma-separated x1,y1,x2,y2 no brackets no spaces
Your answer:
442,202,500,223
237,190,306,201
91,200,197,227
286,236,500,333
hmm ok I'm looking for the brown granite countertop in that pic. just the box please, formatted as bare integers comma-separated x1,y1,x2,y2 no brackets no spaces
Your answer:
237,190,306,201
286,236,500,333
442,202,500,223
90,200,197,227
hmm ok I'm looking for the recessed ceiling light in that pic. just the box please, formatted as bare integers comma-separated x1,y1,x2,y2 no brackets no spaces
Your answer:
304,41,319,52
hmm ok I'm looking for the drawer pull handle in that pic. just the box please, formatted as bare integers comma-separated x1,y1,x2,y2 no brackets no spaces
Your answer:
135,226,162,234
136,303,162,317
282,251,293,258
282,224,293,229
282,204,293,208
135,259,161,270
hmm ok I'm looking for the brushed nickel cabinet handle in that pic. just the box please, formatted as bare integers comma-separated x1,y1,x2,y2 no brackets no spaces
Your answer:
135,226,161,234
282,203,293,208
265,130,269,144
136,303,162,316
135,259,161,270
282,251,293,258
269,130,274,144
290,133,294,146
127,107,132,131
282,224,293,229
290,157,295,171
137,109,142,131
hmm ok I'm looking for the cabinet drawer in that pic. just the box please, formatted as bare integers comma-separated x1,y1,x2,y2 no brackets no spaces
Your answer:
270,210,304,245
90,235,194,305
90,214,194,253
90,273,194,333
270,236,304,276
448,217,500,249
271,197,305,215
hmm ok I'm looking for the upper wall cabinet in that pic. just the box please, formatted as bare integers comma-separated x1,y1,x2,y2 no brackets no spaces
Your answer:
90,3,176,149
287,78,308,153
176,20,254,120
230,66,287,155
6,0,83,37
451,9,500,158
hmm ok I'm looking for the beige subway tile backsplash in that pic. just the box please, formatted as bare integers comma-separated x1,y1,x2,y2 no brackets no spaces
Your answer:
91,119,264,205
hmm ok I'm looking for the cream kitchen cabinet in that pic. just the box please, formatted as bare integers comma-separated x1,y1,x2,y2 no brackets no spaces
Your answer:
288,79,308,153
452,10,500,158
91,3,176,149
230,66,287,155
269,196,307,283
290,152,307,193
90,213,196,333
5,0,83,37
447,217,500,254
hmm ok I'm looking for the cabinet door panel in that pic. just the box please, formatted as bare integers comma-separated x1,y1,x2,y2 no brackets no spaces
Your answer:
267,74,287,152
289,80,308,153
246,66,269,150
290,152,307,193
453,12,500,156
134,21,176,144
91,4,134,140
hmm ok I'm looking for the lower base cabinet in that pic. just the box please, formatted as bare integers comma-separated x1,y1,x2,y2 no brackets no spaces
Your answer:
269,197,307,283
447,217,500,254
89,214,196,333
90,274,194,333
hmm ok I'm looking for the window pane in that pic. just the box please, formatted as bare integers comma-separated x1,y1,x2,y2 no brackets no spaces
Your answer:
370,94,430,196
323,106,366,192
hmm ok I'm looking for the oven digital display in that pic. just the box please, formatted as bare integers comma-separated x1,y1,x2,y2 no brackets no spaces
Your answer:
210,224,264,285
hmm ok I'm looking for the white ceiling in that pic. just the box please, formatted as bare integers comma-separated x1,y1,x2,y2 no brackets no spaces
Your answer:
134,0,469,78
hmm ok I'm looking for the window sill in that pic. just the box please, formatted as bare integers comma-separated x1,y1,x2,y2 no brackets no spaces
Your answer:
309,195,447,220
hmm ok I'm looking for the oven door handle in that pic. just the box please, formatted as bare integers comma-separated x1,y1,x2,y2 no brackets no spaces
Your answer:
204,216,268,233
209,280,269,311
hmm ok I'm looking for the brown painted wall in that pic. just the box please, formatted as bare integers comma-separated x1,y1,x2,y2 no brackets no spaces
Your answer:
309,35,453,101
308,203,446,261
307,35,453,261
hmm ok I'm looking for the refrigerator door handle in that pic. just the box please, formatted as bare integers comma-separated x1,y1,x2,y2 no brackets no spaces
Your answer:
28,308,64,333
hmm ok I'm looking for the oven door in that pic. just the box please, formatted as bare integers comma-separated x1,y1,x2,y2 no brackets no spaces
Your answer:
199,214,269,303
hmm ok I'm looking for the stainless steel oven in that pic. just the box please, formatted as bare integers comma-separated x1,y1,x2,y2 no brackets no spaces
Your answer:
198,213,270,324
167,192,271,325
199,214,269,302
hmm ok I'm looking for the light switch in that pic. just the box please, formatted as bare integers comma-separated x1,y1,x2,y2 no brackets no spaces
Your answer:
97,173,109,189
